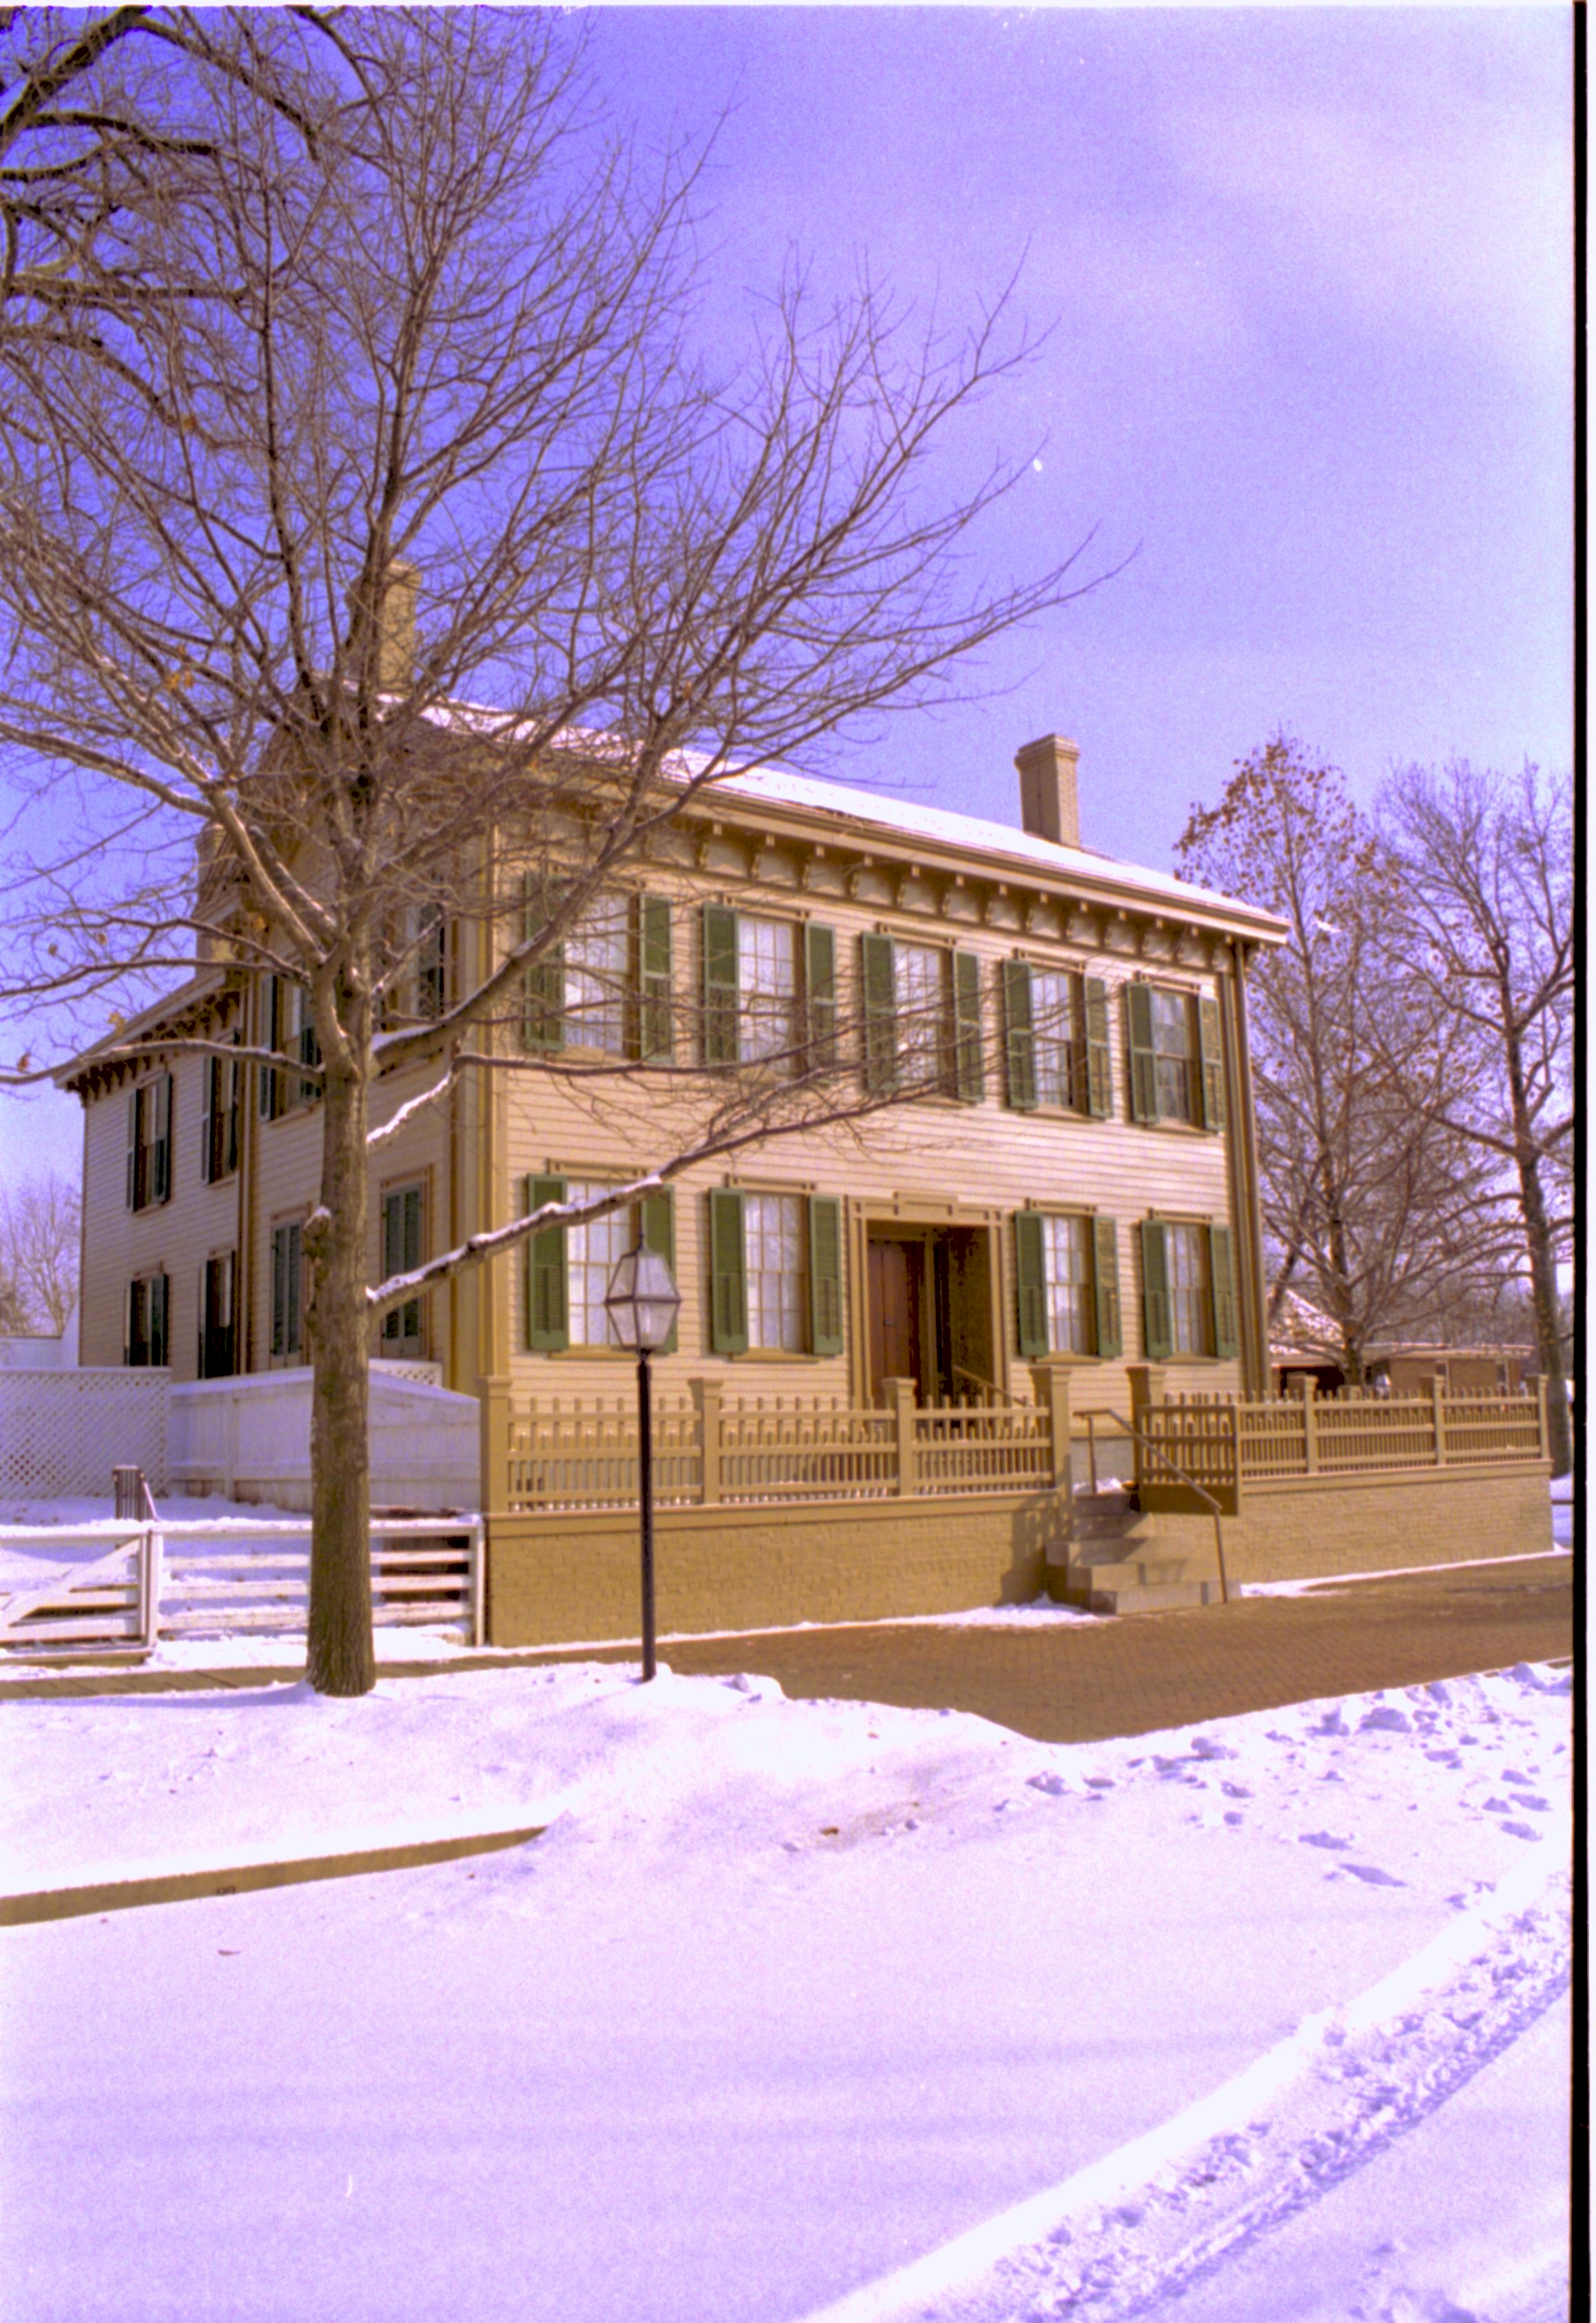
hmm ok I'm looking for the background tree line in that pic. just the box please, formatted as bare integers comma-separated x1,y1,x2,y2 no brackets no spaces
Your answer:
1178,737,1573,1476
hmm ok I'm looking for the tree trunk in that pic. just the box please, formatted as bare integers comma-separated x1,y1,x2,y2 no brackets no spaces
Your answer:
1517,1147,1571,1478
1500,1011,1571,1479
305,1031,376,1696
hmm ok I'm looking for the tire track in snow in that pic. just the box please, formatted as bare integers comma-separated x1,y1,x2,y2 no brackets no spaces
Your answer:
802,1833,1570,2323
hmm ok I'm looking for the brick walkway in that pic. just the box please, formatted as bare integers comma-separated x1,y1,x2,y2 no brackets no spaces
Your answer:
0,1555,1572,1743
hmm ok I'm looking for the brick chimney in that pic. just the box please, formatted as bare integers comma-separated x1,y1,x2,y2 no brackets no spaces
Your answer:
378,560,419,691
1015,733,1081,848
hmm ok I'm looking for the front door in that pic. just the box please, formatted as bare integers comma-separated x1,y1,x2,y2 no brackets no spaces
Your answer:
868,1235,923,1401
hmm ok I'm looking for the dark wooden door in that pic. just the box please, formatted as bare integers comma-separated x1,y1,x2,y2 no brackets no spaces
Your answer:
868,1237,923,1401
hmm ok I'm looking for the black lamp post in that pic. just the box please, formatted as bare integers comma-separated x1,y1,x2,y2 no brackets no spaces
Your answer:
603,1235,681,1681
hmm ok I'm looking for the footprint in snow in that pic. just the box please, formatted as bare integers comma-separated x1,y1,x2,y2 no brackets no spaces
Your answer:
1027,1772,1070,1797
1340,1863,1406,1886
1508,1792,1549,1812
1499,1821,1540,1841
1300,1831,1353,1849
1359,1707,1412,1733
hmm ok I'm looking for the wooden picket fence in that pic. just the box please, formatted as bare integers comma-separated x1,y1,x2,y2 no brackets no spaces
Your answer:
505,1374,1548,1518
1129,1381,1548,1512
506,1378,1058,1513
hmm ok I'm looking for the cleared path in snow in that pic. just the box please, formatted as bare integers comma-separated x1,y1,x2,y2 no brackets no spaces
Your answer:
620,1556,1574,1744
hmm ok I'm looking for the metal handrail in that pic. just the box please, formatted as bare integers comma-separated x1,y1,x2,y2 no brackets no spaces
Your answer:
1073,1409,1231,1606
950,1366,1023,1406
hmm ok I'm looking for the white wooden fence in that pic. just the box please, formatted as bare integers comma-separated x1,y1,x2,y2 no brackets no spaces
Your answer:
0,1516,485,1657
0,1368,171,1496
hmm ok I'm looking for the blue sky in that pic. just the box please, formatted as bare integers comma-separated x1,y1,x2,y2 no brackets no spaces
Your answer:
1,4,1573,1186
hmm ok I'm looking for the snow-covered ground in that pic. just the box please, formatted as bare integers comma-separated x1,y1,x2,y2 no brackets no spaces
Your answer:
0,1651,1571,2322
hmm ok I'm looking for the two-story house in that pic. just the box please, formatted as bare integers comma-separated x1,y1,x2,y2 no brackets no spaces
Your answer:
62,730,1285,1428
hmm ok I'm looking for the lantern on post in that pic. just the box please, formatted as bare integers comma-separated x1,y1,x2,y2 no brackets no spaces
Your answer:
603,1233,681,1681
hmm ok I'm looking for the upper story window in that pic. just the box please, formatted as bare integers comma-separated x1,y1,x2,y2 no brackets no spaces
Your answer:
1001,964,1111,1117
125,1075,172,1211
703,906,835,1075
859,934,981,1103
522,887,673,1063
378,905,447,1028
258,978,320,1121
1125,984,1225,1132
201,1043,241,1183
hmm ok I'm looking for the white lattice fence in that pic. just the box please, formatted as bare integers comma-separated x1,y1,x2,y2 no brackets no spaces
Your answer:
0,1370,170,1498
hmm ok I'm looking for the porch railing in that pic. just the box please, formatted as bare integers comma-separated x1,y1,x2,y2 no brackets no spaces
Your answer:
504,1377,1058,1514
1130,1379,1548,1505
501,1372,1551,1519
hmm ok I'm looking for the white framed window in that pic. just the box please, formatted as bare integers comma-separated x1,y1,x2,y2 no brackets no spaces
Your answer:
744,1191,806,1352
564,902,629,1055
1165,1221,1212,1356
1151,988,1194,1124
1032,972,1079,1111
894,942,945,1080
1041,1214,1094,1355
564,1178,634,1346
738,917,798,1066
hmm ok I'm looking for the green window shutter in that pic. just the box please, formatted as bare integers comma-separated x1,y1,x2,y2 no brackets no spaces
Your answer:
1083,977,1112,1119
1209,1223,1240,1360
952,951,983,1103
804,922,838,1072
808,1195,844,1357
152,1074,172,1204
1198,996,1226,1133
520,875,565,1052
1125,983,1158,1122
708,1188,748,1355
859,933,897,1093
1014,1210,1048,1358
640,1187,678,1355
1092,1217,1122,1359
1140,1219,1173,1361
125,1090,139,1210
1001,960,1037,1111
704,903,740,1066
634,895,675,1062
524,1174,569,1352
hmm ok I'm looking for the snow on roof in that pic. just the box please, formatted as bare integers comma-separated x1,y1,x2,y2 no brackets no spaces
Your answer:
418,703,1287,938
706,758,1282,934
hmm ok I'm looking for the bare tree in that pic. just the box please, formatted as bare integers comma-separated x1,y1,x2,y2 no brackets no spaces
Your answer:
0,11,1097,1691
0,1169,81,1332
1177,738,1510,1383
1375,760,1574,1474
